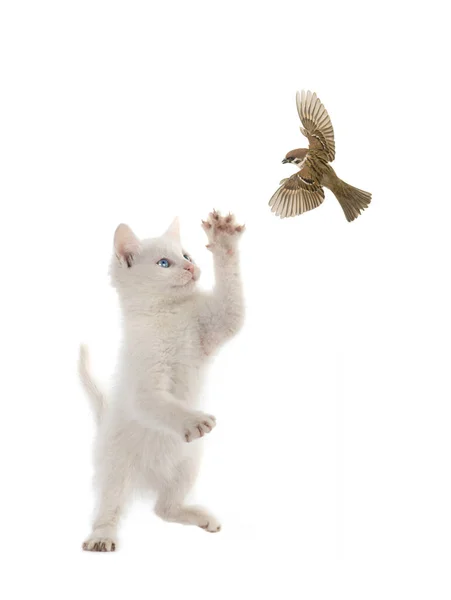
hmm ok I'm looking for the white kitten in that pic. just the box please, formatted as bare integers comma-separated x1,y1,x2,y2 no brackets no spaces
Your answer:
79,211,244,552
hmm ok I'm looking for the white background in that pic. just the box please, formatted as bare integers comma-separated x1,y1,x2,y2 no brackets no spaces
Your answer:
1,0,450,597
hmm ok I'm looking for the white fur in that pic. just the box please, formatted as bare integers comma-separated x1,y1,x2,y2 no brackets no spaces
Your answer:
80,211,244,551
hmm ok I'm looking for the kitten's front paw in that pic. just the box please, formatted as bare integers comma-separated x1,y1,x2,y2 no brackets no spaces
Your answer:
199,514,222,533
82,536,116,552
202,210,244,254
189,506,222,532
184,412,216,442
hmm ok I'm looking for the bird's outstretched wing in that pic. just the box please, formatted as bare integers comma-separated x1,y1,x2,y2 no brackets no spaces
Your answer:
296,90,335,162
269,172,325,218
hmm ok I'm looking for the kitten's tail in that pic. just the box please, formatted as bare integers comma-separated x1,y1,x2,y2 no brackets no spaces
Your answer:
78,344,106,424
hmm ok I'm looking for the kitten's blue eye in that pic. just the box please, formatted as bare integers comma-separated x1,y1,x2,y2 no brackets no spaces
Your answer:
183,254,192,262
157,258,170,268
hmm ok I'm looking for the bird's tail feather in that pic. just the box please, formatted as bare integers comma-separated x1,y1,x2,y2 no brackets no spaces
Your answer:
78,344,106,425
333,179,372,222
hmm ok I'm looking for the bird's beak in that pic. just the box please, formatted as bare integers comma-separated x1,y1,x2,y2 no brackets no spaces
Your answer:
282,158,291,164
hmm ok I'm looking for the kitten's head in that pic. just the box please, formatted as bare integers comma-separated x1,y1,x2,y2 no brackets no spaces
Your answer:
110,218,201,301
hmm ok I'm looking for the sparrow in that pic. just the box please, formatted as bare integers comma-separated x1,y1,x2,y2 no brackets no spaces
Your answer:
269,90,371,222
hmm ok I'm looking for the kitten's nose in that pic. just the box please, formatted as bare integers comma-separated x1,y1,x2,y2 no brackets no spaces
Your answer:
184,263,194,274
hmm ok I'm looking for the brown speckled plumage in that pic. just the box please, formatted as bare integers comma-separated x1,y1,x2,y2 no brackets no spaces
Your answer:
269,91,371,222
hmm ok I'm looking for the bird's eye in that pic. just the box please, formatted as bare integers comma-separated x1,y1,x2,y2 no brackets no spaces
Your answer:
157,258,170,268
183,254,192,262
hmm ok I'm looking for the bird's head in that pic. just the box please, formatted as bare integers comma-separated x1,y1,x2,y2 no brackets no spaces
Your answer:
282,148,308,165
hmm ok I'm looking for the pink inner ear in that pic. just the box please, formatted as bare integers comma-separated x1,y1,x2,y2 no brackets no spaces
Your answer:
163,217,181,241
114,224,141,259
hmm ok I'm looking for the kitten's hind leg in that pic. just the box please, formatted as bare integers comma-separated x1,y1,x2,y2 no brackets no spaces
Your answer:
154,458,221,533
83,457,131,552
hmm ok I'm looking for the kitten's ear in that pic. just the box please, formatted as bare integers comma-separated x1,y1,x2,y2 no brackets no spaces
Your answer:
163,217,181,241
114,224,141,267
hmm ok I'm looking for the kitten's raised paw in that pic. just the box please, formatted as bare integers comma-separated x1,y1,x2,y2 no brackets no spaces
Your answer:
82,536,116,552
202,210,244,253
182,505,222,532
199,517,222,533
184,412,216,442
